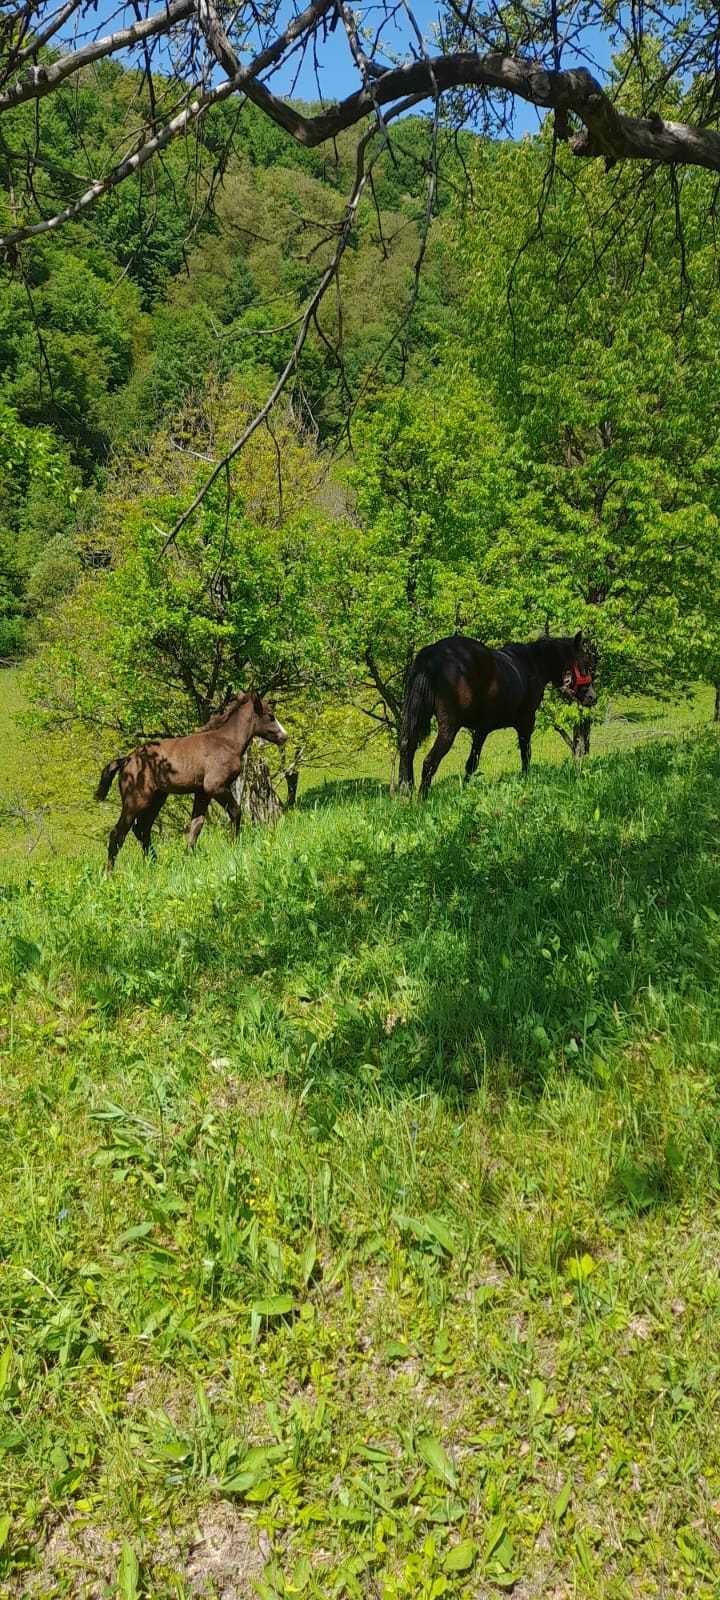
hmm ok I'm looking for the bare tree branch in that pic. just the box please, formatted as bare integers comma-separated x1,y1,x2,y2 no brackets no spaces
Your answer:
0,0,196,112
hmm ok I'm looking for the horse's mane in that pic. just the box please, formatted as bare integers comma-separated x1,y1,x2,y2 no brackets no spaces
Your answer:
201,693,250,730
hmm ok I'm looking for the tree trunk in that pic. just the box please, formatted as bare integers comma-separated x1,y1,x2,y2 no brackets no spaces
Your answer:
572,716,592,769
714,684,720,723
285,769,300,809
230,746,283,826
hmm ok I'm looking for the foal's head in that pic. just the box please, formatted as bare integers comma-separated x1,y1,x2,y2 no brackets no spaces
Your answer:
251,693,289,746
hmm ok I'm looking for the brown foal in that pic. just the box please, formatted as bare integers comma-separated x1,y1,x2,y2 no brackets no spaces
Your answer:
95,692,288,869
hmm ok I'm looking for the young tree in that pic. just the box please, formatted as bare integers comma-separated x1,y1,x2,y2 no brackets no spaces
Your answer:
28,382,359,812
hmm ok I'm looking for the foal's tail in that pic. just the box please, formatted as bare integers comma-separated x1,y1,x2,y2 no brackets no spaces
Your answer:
94,755,126,801
401,655,435,750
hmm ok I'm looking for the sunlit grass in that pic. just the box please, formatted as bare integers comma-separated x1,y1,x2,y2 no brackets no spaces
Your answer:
1,729,720,1593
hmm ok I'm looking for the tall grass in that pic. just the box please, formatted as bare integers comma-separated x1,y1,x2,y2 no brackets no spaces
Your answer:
1,732,719,1595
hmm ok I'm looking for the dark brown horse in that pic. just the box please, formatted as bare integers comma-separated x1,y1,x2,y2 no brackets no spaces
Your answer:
399,632,596,797
95,692,288,869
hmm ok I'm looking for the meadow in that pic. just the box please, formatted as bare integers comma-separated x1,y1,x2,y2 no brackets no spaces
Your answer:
1,674,720,1597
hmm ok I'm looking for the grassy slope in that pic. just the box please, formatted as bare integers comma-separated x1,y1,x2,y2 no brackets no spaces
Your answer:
1,730,720,1596
0,665,716,864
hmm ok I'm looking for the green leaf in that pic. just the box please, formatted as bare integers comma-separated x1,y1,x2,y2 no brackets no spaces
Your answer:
0,1347,11,1395
0,1514,11,1553
528,1377,545,1416
250,1294,295,1318
416,1433,457,1488
300,1238,317,1286
393,1212,456,1254
422,1216,456,1254
382,1340,412,1362
220,1471,260,1496
444,1538,477,1573
356,1443,394,1462
564,1252,595,1284
483,1513,507,1560
491,1535,515,1571
117,1539,140,1600
244,1478,275,1502
426,1498,466,1524
116,1222,154,1246
553,1476,573,1522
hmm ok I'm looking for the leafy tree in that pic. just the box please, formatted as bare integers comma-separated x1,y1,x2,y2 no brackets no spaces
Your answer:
330,381,548,761
449,137,720,752
0,401,79,655
3,0,720,544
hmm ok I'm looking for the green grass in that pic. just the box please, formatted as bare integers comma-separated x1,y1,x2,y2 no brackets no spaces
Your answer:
0,665,716,864
1,728,720,1596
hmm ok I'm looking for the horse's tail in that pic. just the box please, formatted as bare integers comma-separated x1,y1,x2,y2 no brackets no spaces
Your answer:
94,755,126,801
401,654,435,751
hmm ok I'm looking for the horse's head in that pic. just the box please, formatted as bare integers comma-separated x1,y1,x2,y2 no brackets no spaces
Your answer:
252,693,288,746
559,632,597,708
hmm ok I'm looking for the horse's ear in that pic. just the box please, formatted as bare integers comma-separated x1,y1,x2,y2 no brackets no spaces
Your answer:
573,630,583,648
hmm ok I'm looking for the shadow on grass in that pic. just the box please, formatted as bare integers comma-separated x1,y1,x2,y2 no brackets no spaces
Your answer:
299,775,389,809
251,741,720,1110
17,736,720,1126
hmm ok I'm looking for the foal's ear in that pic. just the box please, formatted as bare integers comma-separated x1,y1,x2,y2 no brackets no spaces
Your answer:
573,630,583,649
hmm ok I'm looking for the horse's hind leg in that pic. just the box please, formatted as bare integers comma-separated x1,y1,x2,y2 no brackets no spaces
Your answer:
398,738,416,793
419,722,458,799
106,808,133,872
133,794,166,858
187,790,210,851
464,731,486,784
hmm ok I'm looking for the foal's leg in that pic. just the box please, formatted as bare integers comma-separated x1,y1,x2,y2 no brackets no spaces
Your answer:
419,722,458,798
106,807,134,872
133,794,166,858
187,790,210,851
464,731,486,784
225,791,242,837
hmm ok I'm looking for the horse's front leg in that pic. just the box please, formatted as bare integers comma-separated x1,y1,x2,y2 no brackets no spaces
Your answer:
516,717,534,777
419,723,457,798
464,730,486,784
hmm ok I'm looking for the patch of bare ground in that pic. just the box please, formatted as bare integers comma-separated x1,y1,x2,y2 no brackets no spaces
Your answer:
14,1517,122,1598
123,1364,196,1423
185,1503,270,1597
12,1506,270,1599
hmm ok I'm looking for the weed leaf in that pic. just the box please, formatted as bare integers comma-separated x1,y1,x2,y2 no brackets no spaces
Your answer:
117,1539,140,1600
553,1476,573,1522
416,1433,457,1488
444,1538,477,1572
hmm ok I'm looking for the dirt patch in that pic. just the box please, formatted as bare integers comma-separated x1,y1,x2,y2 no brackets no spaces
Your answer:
123,1364,195,1423
16,1517,122,1598
186,1503,270,1596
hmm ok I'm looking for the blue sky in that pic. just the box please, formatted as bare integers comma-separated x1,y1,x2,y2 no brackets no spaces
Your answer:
58,0,613,143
